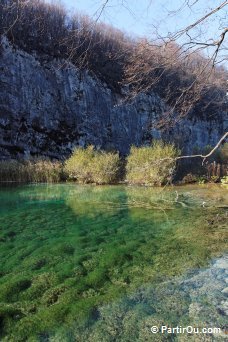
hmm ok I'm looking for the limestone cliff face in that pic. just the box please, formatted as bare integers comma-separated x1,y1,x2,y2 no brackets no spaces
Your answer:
0,37,227,159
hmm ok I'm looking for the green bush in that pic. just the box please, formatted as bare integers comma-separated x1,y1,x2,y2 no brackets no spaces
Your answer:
126,141,180,186
64,146,120,184
0,159,63,183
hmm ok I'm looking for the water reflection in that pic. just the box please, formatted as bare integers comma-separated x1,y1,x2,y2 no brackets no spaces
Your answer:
0,184,227,341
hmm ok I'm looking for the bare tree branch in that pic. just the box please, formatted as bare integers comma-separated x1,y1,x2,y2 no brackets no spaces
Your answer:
177,131,228,161
159,132,228,164
172,1,228,40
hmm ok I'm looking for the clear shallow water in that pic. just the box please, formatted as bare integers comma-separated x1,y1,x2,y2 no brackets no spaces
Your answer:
0,184,227,341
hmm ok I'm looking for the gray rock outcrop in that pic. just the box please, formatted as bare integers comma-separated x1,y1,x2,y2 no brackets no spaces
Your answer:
0,37,227,159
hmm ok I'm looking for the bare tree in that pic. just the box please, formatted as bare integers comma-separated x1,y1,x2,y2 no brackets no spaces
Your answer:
124,38,227,126
0,0,227,160
158,0,228,67
121,1,227,123
88,0,227,66
0,0,132,90
76,1,227,121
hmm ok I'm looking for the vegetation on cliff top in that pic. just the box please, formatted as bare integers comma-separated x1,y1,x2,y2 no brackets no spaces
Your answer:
0,0,226,120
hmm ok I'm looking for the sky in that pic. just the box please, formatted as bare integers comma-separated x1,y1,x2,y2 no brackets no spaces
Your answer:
45,0,227,63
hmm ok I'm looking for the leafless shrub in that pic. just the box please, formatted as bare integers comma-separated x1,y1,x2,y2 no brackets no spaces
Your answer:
0,0,132,90
0,0,227,120
124,39,227,125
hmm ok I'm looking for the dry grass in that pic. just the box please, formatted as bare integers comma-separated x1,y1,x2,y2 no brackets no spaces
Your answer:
0,159,63,183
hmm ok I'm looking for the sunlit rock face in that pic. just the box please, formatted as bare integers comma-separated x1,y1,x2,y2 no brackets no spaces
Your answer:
0,36,226,159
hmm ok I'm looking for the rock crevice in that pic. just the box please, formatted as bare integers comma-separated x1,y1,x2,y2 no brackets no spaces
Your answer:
0,37,226,159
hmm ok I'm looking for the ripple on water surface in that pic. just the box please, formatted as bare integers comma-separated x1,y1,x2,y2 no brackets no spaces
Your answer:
0,184,227,341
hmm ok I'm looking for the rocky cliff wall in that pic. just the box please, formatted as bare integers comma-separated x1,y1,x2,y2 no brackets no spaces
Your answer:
0,37,227,160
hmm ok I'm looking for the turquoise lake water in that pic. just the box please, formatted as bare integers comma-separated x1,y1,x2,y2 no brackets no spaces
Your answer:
0,184,227,341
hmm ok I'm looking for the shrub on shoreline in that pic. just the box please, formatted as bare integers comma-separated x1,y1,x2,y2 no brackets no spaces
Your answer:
64,146,120,184
126,141,180,186
0,142,225,185
0,159,63,183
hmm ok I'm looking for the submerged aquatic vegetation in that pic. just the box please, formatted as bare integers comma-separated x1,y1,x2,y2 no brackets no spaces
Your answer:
0,184,227,341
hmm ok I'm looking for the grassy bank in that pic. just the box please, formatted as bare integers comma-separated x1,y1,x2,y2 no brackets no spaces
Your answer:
0,159,64,183
0,142,227,185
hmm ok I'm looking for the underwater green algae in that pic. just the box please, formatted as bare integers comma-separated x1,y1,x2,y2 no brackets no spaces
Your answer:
0,184,227,341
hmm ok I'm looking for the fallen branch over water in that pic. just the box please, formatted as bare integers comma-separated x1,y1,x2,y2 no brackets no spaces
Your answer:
176,132,228,164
